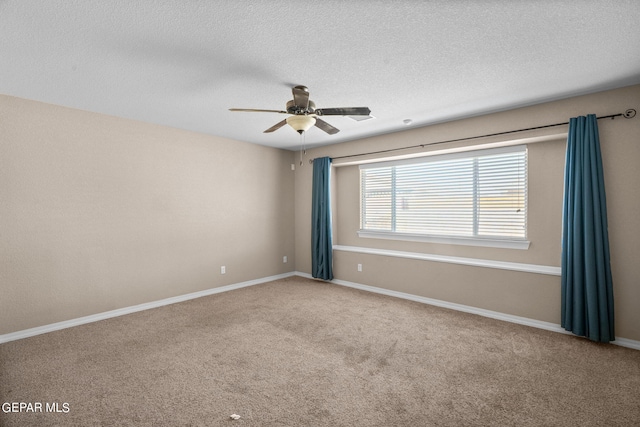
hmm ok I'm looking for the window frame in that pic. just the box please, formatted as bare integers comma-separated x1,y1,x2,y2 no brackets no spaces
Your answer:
358,145,530,250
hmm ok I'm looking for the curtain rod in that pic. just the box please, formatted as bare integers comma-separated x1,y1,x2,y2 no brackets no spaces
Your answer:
309,108,636,164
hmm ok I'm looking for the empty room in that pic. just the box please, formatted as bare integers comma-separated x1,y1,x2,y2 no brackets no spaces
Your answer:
1,1,639,426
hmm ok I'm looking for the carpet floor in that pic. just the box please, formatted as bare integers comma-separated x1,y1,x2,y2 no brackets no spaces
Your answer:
1,276,639,426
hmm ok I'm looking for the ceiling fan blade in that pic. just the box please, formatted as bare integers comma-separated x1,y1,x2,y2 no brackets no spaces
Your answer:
348,114,374,121
314,118,340,135
229,108,287,114
316,107,371,116
264,119,287,133
292,85,310,109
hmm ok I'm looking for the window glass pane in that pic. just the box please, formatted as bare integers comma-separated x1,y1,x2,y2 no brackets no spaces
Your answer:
477,151,526,238
394,159,474,236
361,167,393,231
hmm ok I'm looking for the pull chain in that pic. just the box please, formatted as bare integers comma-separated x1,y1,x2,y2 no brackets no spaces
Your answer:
299,131,306,166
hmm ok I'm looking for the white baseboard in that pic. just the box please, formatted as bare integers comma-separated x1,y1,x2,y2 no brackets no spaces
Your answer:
612,337,640,351
295,272,640,351
4,270,637,351
0,272,296,344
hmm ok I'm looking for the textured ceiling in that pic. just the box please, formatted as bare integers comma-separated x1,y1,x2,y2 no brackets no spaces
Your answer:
1,1,639,150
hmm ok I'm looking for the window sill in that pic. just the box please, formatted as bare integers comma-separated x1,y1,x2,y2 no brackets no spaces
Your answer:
357,230,530,250
334,245,559,276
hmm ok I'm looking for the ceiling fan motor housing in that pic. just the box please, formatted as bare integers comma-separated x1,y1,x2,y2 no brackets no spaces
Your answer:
286,100,316,115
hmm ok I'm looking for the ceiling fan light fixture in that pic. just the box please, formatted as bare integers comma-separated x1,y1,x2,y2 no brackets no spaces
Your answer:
286,115,316,134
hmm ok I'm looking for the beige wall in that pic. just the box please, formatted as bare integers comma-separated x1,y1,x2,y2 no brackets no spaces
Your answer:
2,85,638,342
0,95,295,334
295,85,640,342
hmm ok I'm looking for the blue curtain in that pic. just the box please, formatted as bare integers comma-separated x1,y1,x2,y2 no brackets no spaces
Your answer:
311,157,333,280
561,114,614,342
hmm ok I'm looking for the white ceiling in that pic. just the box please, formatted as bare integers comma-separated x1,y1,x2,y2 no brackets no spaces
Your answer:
2,1,639,150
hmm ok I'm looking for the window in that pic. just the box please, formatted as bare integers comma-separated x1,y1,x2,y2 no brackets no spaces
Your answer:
359,145,527,247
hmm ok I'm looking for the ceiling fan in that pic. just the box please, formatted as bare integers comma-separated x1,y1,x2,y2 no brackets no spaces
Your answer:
229,85,371,135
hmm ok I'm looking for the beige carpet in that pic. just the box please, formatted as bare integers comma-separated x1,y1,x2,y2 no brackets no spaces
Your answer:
1,276,639,426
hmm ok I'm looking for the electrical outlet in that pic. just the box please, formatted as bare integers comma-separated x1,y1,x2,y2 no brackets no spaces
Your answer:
357,264,362,272
283,256,288,263
221,266,226,274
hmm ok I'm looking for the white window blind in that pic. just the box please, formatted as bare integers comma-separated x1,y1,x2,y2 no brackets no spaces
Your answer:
360,145,527,241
